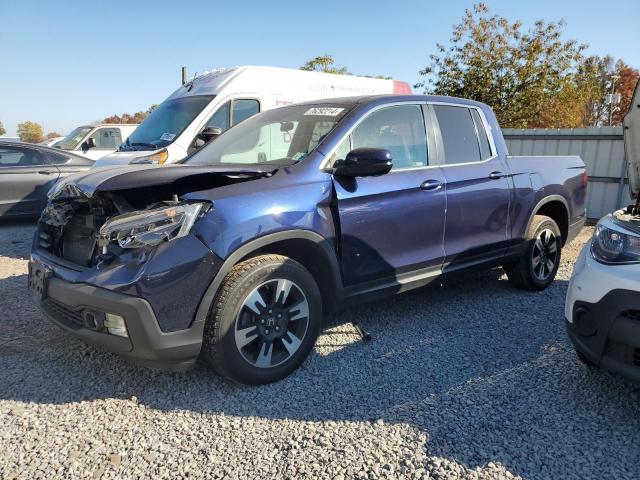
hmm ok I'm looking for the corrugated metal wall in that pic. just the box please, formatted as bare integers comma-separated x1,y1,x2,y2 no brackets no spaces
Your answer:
503,126,629,220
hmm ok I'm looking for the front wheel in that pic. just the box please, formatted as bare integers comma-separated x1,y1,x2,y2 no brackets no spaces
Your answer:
201,254,322,385
504,215,562,291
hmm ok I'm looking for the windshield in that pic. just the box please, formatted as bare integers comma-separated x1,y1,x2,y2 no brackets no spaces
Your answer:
120,95,214,151
184,104,350,166
57,126,92,150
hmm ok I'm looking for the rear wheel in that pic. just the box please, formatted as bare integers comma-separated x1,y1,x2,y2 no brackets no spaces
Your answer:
201,254,322,385
504,215,562,291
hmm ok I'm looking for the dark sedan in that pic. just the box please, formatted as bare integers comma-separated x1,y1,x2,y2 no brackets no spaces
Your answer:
0,141,94,217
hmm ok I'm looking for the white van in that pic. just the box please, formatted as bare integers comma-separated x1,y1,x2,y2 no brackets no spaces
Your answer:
56,124,138,160
93,66,412,167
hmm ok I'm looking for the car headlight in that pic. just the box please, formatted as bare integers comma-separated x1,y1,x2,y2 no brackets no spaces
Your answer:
98,202,208,250
591,222,640,264
130,148,169,165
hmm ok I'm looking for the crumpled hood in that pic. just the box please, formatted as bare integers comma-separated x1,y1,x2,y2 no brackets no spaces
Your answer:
48,164,277,200
624,78,640,198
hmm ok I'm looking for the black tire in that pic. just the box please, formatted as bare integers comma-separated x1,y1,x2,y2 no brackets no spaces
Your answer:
504,215,562,291
200,254,322,385
576,350,596,367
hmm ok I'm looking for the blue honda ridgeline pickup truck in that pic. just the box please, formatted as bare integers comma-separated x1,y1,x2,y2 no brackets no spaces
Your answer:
29,95,586,384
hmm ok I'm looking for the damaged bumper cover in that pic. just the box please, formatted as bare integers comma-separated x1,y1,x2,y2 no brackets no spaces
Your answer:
35,253,205,371
31,234,222,370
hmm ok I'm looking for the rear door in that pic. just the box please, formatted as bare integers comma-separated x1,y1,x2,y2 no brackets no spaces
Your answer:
332,103,447,287
430,103,511,269
0,145,60,216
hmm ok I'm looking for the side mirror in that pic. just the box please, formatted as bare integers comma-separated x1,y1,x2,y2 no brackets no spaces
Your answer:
81,137,96,153
199,126,222,142
333,148,392,177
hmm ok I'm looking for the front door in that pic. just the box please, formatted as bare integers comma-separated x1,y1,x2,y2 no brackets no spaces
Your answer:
0,145,60,216
332,104,447,287
430,104,511,269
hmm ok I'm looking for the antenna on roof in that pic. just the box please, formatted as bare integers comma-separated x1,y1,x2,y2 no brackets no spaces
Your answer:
181,66,187,86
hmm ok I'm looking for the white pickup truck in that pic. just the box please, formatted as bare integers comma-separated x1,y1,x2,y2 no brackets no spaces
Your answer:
56,124,138,160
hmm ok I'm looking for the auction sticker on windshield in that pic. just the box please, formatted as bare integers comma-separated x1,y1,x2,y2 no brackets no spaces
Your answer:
304,107,344,116
160,133,176,141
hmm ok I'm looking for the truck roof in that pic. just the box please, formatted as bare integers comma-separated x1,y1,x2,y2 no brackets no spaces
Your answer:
168,66,412,100
290,94,491,110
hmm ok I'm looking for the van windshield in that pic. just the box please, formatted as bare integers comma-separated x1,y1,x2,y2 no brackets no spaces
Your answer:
120,95,214,151
184,104,350,166
57,126,92,150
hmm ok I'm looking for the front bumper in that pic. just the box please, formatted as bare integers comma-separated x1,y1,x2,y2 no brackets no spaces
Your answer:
36,269,205,371
565,244,640,380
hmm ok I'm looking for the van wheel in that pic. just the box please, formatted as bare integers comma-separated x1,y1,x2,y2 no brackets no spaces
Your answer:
201,254,322,385
504,215,562,291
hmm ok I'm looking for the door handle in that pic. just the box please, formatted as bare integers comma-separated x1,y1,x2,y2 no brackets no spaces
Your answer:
420,179,443,191
488,171,505,180
38,170,54,175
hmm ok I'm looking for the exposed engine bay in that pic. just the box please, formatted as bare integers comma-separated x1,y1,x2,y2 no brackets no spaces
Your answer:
37,166,275,268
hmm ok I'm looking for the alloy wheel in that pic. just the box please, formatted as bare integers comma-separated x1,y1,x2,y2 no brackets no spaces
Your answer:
234,279,309,369
531,228,558,281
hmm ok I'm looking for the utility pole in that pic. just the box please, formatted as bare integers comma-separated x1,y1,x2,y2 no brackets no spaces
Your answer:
607,74,621,126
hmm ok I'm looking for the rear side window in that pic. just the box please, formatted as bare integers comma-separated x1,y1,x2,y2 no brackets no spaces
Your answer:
433,105,481,165
470,109,492,160
46,151,72,165
352,104,428,170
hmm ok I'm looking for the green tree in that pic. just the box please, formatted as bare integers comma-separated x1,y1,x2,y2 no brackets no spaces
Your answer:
416,3,588,128
301,55,349,74
103,104,158,125
46,131,62,139
0,121,6,136
17,121,45,143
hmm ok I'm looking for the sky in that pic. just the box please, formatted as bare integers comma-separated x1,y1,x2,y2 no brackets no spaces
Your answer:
1,0,638,136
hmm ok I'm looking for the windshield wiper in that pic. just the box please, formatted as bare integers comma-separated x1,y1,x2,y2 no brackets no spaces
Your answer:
131,142,159,150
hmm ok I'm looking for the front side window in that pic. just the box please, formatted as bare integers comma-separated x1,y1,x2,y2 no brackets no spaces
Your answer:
0,146,47,167
185,104,350,166
204,99,260,133
433,105,482,165
351,104,428,170
90,128,122,150
205,101,230,131
57,126,92,150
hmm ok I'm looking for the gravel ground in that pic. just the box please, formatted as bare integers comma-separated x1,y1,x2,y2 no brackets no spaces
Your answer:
1,221,639,479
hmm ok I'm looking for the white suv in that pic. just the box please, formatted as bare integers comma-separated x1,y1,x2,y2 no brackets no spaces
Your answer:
565,208,640,379
565,79,640,379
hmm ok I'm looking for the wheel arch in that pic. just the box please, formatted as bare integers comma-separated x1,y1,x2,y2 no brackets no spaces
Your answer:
527,195,570,246
194,231,343,326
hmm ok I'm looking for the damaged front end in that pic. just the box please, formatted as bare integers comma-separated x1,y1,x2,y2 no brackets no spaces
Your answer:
38,190,210,268
36,164,273,268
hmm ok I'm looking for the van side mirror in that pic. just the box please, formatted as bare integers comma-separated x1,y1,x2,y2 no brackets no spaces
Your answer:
81,137,96,153
199,127,222,141
333,148,392,177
